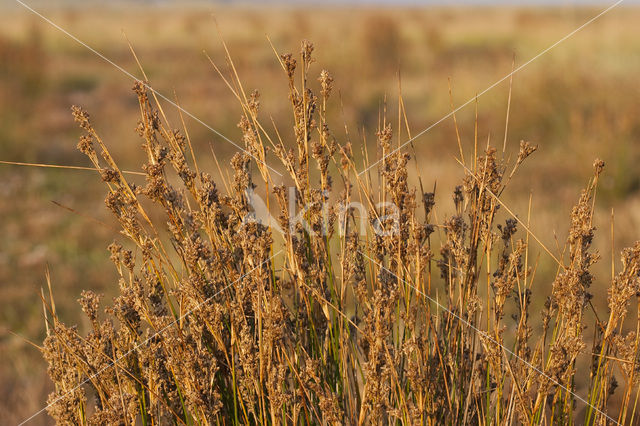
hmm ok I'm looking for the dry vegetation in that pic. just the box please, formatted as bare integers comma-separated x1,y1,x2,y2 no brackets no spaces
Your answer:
40,39,640,424
3,3,640,425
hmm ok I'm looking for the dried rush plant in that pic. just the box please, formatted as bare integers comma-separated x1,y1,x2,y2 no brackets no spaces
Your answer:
39,41,640,425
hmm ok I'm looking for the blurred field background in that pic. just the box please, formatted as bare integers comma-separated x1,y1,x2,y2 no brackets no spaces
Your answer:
1,2,640,423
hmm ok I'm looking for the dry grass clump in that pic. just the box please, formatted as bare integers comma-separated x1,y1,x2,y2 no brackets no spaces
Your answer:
40,41,640,425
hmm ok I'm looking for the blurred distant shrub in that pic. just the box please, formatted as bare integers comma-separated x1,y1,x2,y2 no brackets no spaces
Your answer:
360,14,401,76
58,74,99,94
0,23,47,98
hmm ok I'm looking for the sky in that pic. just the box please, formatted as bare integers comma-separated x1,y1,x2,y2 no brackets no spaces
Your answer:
250,0,635,4
151,0,635,5
2,0,637,11
5,0,637,5
255,0,629,3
